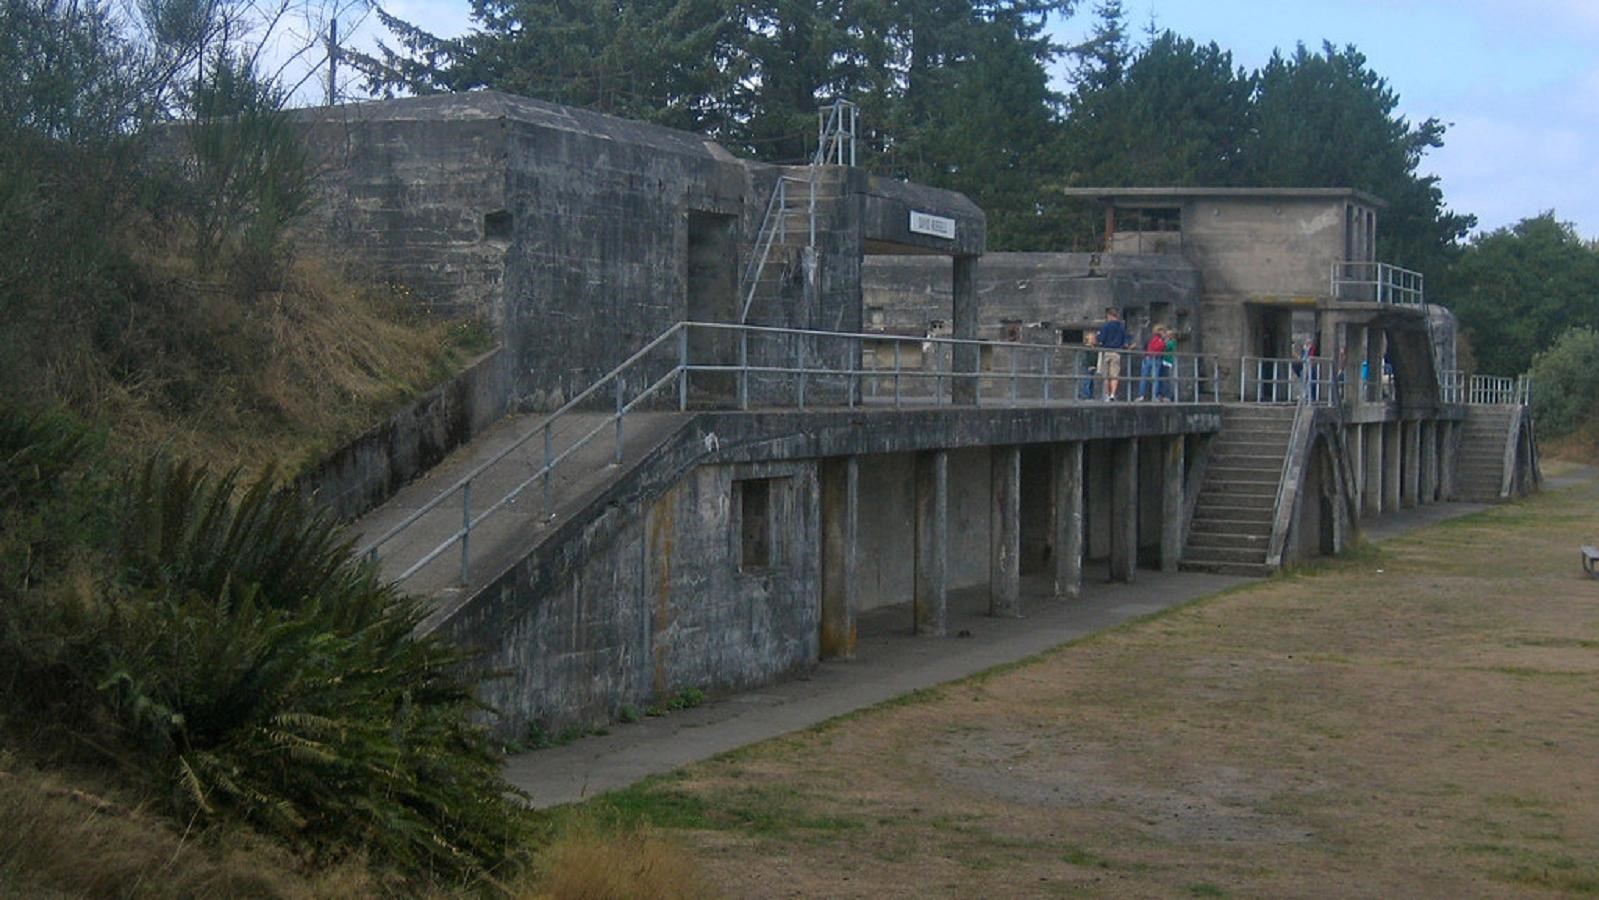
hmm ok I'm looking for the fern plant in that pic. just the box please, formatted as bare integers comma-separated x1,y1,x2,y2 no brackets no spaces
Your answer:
0,407,528,884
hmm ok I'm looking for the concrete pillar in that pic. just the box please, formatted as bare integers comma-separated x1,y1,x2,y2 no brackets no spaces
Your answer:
1420,420,1439,504
1439,421,1457,500
1402,420,1421,508
1159,435,1184,572
951,256,979,405
1348,425,1365,518
1382,421,1401,512
1110,438,1138,583
819,457,859,659
989,446,1021,618
1363,422,1383,517
1053,441,1085,600
1345,324,1367,404
914,449,948,636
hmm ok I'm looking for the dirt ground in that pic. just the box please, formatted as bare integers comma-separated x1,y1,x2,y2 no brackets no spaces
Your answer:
582,468,1599,898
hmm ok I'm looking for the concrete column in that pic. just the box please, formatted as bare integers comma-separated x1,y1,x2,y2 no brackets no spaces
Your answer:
1420,420,1439,504
1402,420,1421,508
819,457,859,659
1345,324,1367,404
1363,422,1384,517
1053,442,1085,600
1159,435,1184,572
1382,421,1401,512
951,256,979,405
914,449,948,636
989,446,1021,618
1348,425,1365,518
1110,438,1138,583
1439,421,1457,500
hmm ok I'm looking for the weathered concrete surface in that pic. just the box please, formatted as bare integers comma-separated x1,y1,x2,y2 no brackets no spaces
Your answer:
861,252,1202,349
407,403,1223,734
296,92,986,416
504,565,1247,807
295,346,515,522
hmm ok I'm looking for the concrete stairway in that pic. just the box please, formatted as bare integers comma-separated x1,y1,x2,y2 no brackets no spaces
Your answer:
1181,405,1297,577
1455,406,1518,501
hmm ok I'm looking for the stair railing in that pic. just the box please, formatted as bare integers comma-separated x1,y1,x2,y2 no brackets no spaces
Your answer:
740,100,856,324
356,323,690,586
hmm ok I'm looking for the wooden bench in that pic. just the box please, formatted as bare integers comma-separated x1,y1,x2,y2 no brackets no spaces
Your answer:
1583,546,1599,577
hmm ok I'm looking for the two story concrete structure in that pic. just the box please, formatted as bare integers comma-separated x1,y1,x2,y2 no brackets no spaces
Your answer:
292,95,1536,736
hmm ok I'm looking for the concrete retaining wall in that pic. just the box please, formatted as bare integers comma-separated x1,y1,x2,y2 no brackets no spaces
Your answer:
295,347,515,522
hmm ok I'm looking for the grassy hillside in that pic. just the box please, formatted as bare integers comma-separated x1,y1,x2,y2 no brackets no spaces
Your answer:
8,248,488,480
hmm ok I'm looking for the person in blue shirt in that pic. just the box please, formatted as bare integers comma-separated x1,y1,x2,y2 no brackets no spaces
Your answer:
1095,307,1128,400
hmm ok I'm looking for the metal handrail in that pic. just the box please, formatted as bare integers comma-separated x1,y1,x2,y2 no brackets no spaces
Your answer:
356,323,688,569
1239,355,1336,406
363,320,1224,588
815,99,857,166
1330,261,1425,306
1440,369,1465,404
1468,373,1530,406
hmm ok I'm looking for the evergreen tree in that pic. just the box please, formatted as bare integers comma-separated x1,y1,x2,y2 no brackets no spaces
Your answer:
1248,42,1474,276
1441,212,1599,376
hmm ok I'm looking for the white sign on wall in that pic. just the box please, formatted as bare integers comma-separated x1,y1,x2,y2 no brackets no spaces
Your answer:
909,210,956,240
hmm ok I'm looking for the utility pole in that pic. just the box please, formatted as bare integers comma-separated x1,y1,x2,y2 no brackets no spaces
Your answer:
326,18,338,106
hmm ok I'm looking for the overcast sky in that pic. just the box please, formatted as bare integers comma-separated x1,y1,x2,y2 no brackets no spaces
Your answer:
339,0,1599,240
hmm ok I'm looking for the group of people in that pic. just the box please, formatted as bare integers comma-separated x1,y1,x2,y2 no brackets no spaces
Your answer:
1087,307,1177,402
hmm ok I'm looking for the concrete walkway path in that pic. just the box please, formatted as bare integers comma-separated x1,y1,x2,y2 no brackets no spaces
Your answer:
504,480,1585,809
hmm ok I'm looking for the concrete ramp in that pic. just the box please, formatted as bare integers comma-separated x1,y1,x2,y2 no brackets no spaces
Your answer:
347,409,694,602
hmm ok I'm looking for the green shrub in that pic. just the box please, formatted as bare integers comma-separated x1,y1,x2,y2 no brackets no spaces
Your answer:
1527,326,1599,440
0,407,528,884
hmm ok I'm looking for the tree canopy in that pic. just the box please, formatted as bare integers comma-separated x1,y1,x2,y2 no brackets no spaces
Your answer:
360,1,1479,261
1442,213,1599,376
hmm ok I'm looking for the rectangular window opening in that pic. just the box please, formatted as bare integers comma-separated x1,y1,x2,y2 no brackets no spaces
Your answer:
738,478,777,571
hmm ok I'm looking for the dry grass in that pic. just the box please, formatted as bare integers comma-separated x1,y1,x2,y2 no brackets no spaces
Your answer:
1544,424,1599,468
519,822,715,900
577,476,1599,897
0,761,378,899
21,243,487,481
97,255,486,478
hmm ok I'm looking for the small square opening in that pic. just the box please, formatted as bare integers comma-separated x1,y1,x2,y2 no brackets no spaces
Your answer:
483,209,513,242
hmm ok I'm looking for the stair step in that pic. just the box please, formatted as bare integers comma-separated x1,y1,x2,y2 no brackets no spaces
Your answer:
1187,531,1270,549
1191,519,1276,538
1202,492,1272,514
1180,559,1276,577
1182,545,1269,565
1205,466,1281,483
1204,480,1278,497
1212,453,1287,468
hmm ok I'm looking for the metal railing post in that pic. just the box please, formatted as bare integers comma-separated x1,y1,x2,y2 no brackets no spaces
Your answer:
849,337,859,408
1238,358,1246,403
460,480,471,585
613,377,624,465
542,423,553,518
1010,348,1019,401
678,326,689,410
739,331,749,410
893,341,901,409
1043,354,1052,403
797,335,807,409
